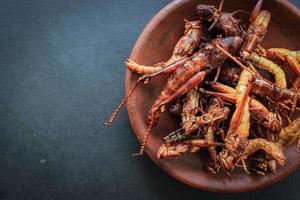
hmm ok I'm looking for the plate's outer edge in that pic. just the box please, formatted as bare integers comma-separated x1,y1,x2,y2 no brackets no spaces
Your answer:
125,0,300,193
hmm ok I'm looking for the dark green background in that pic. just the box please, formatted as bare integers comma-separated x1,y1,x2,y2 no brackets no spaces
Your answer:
0,0,299,199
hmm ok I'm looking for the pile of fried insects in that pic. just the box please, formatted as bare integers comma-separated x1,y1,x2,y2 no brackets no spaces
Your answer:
105,0,300,177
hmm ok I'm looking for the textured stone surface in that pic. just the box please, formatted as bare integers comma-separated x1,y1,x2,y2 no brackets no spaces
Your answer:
0,0,299,199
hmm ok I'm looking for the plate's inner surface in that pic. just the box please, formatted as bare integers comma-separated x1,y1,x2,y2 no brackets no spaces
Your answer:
126,0,300,192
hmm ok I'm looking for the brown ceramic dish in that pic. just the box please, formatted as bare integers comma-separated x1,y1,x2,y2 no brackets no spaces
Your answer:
125,0,300,193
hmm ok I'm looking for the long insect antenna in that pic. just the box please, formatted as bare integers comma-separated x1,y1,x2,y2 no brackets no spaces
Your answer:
235,161,250,175
218,0,225,12
213,66,221,82
289,78,298,90
163,128,183,144
246,61,262,78
208,0,224,32
132,121,155,156
214,43,255,75
242,159,250,174
104,57,188,126
230,10,249,16
225,169,232,181
208,20,217,32
233,150,249,173
139,57,188,81
104,81,140,125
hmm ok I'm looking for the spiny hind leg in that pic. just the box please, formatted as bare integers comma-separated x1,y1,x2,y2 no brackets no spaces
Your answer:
135,71,206,156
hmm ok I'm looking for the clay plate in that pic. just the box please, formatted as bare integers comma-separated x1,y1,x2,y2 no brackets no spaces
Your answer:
125,0,300,193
